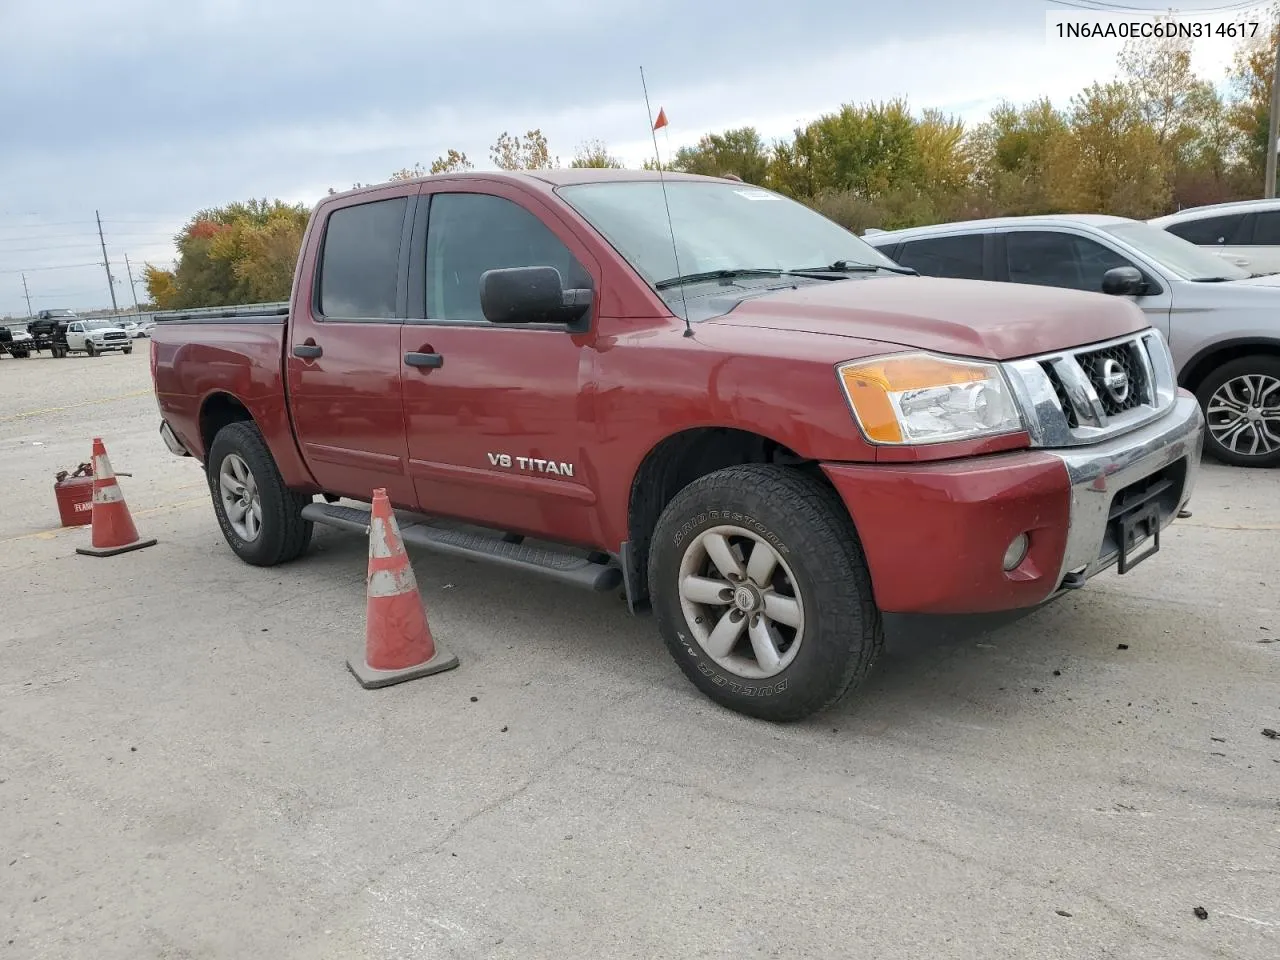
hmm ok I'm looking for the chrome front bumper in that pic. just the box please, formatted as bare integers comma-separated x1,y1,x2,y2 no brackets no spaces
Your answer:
1050,390,1203,587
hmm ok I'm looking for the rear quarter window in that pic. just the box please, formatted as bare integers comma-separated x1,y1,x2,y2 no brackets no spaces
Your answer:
1163,213,1248,246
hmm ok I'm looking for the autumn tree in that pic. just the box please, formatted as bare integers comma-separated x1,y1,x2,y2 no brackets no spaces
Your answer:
430,149,473,174
389,163,426,181
1228,4,1280,193
1051,82,1172,218
143,199,310,310
968,98,1071,214
569,139,624,168
490,129,558,170
670,127,770,184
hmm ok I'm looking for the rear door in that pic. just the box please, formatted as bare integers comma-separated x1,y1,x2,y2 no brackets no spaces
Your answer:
285,184,417,506
398,181,602,545
1162,212,1254,271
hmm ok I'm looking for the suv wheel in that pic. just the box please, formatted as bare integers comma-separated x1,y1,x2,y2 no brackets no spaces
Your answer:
1197,356,1280,468
648,464,884,722
206,421,314,565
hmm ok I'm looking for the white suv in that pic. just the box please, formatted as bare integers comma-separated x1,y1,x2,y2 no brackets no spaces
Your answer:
1148,199,1280,276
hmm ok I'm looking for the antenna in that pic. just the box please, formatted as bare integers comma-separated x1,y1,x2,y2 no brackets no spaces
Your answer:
640,66,693,338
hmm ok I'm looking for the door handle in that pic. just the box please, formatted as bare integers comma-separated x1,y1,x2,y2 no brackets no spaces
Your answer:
293,343,323,359
404,351,444,369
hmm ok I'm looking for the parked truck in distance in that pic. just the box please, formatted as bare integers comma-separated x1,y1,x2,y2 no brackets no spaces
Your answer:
149,170,1204,721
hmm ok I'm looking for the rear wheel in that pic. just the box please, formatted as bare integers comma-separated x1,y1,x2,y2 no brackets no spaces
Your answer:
206,421,313,566
648,464,884,722
1196,356,1280,468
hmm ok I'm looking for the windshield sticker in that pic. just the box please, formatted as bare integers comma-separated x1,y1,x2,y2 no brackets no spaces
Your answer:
734,189,776,201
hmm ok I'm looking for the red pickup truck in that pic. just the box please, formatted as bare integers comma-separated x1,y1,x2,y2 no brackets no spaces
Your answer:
150,170,1204,721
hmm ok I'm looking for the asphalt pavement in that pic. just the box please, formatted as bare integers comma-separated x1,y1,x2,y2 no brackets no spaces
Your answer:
1,348,1277,960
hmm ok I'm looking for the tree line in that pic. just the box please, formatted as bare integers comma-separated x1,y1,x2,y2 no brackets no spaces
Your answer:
145,15,1280,310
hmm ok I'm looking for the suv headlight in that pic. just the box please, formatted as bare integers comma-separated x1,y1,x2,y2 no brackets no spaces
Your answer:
837,351,1025,445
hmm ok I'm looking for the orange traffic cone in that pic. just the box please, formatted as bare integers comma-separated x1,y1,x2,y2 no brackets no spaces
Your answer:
75,438,157,558
348,488,458,689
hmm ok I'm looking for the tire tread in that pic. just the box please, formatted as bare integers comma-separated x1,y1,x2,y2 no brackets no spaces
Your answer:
649,464,884,722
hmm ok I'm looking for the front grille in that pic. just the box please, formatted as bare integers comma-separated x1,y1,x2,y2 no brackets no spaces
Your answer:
104,333,126,341
1002,330,1177,448
1040,361,1079,428
1077,342,1145,416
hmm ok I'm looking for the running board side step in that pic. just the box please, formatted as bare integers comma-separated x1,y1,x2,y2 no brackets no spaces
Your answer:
300,502,623,592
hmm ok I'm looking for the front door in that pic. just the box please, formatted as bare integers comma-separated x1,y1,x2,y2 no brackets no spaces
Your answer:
285,186,417,506
400,184,602,547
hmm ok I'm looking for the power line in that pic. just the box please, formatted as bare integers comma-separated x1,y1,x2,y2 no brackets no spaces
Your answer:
0,263,101,274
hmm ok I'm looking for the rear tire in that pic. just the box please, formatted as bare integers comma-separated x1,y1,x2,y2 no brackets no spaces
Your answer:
1196,356,1280,468
206,421,313,566
647,464,884,722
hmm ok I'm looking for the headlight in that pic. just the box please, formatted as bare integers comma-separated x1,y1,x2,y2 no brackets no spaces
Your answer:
836,351,1025,444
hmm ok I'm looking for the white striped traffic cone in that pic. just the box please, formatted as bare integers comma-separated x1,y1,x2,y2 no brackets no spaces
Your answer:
75,437,157,558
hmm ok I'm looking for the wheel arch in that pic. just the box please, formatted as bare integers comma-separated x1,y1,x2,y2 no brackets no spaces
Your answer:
622,426,836,611
199,391,256,460
1178,337,1280,393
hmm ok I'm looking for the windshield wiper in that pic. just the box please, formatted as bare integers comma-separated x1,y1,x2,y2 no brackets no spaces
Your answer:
655,268,789,289
791,260,919,277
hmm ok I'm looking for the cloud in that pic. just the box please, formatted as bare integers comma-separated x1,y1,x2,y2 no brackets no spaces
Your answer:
0,0,1266,315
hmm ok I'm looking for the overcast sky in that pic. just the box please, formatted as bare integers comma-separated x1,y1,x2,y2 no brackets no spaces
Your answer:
0,0,1269,318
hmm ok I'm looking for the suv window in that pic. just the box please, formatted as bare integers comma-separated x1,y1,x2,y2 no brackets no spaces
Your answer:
891,234,985,280
1164,213,1248,246
1250,211,1280,245
1004,231,1134,292
317,196,407,319
425,192,591,322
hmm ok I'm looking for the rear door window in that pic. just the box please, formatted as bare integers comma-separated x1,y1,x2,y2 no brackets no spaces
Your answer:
317,197,408,319
891,234,985,280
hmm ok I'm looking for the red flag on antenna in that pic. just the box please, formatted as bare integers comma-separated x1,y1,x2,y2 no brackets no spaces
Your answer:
653,108,668,131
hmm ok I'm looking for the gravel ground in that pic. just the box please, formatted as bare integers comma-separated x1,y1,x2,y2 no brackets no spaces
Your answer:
2,348,1277,960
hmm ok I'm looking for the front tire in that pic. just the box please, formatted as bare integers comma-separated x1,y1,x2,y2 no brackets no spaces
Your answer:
123,346,133,355
648,464,884,722
206,421,314,566
1196,356,1280,468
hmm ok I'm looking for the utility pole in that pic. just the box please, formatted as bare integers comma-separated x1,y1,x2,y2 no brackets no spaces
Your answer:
21,273,33,318
123,254,141,312
95,209,119,312
1267,28,1280,198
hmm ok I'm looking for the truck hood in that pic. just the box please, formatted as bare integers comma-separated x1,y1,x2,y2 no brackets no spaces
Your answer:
706,275,1149,361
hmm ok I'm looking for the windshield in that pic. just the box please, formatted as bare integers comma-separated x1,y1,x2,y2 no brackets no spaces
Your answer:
84,320,114,330
557,180,901,297
1102,221,1250,281
47,309,75,317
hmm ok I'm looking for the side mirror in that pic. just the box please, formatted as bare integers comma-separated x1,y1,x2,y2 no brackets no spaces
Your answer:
479,266,592,327
1101,265,1146,297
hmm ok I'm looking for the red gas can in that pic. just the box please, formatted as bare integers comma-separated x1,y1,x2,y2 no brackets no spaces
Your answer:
54,465,96,527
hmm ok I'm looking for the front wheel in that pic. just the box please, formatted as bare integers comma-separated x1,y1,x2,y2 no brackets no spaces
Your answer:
85,342,96,357
648,464,884,722
206,421,314,566
1196,356,1280,468
123,346,133,355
